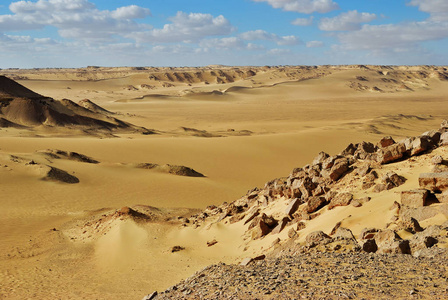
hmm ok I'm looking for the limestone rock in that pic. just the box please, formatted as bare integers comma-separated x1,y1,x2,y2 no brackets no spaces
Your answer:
328,193,353,209
419,172,448,192
324,158,349,181
354,142,377,160
306,231,331,248
378,136,395,148
440,132,448,145
377,143,406,164
285,198,301,216
375,230,411,254
410,137,430,156
401,189,429,208
306,196,327,213
312,151,330,166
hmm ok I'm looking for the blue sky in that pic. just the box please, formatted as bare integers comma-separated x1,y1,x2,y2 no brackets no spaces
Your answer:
0,0,447,68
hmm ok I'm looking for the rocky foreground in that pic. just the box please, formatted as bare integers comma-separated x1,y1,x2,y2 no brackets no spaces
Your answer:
151,250,448,299
139,120,448,299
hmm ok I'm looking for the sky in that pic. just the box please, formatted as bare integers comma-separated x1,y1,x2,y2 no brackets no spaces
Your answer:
0,0,448,68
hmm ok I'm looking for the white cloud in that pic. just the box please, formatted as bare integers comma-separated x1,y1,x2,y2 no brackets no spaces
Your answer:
130,12,234,43
0,0,151,41
267,48,291,55
319,10,376,31
337,21,448,51
200,37,246,49
239,30,301,45
306,40,324,47
292,16,314,26
252,0,339,14
409,0,448,21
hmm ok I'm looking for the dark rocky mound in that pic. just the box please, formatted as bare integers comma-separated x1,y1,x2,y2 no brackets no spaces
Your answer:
42,166,79,184
136,163,205,177
0,75,43,99
39,149,99,164
0,76,153,134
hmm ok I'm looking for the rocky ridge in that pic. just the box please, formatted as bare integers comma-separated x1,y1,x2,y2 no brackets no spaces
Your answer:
145,121,448,299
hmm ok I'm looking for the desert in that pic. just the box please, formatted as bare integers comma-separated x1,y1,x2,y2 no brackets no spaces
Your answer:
0,65,447,299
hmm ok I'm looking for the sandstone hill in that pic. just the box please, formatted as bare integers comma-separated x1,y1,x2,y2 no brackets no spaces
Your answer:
0,76,152,135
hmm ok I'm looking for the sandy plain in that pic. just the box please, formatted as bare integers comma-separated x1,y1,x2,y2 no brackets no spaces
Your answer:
1,65,448,299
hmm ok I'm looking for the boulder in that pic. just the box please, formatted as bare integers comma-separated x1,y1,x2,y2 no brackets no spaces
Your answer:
285,198,302,216
340,143,357,156
297,176,317,199
421,130,441,145
398,217,424,234
362,239,378,253
354,142,377,160
305,231,332,248
440,132,448,145
402,137,416,152
356,164,371,177
328,193,353,210
378,136,395,148
312,151,330,166
419,172,448,192
271,217,289,234
333,227,356,240
376,143,406,164
324,158,349,181
410,137,430,156
375,229,411,254
401,189,429,208
306,196,327,213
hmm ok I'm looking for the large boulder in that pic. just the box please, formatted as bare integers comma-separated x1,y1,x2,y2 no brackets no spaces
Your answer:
419,172,448,192
323,158,350,181
328,193,353,210
376,143,406,164
354,142,377,160
401,189,429,208
306,196,327,213
410,137,430,156
375,229,411,254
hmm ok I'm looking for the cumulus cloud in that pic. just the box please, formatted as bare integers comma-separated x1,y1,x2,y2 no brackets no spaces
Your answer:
252,0,339,14
0,0,151,41
130,12,234,43
239,30,301,45
200,37,246,49
319,10,376,31
409,0,448,21
337,21,448,51
306,40,324,47
292,17,314,26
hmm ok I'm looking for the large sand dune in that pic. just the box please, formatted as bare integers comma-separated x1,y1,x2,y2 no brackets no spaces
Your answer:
1,65,448,299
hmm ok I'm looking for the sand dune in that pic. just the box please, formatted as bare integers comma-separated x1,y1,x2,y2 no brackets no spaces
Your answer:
1,65,448,299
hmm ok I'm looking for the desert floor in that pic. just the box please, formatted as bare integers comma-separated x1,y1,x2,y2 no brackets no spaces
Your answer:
1,66,448,299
